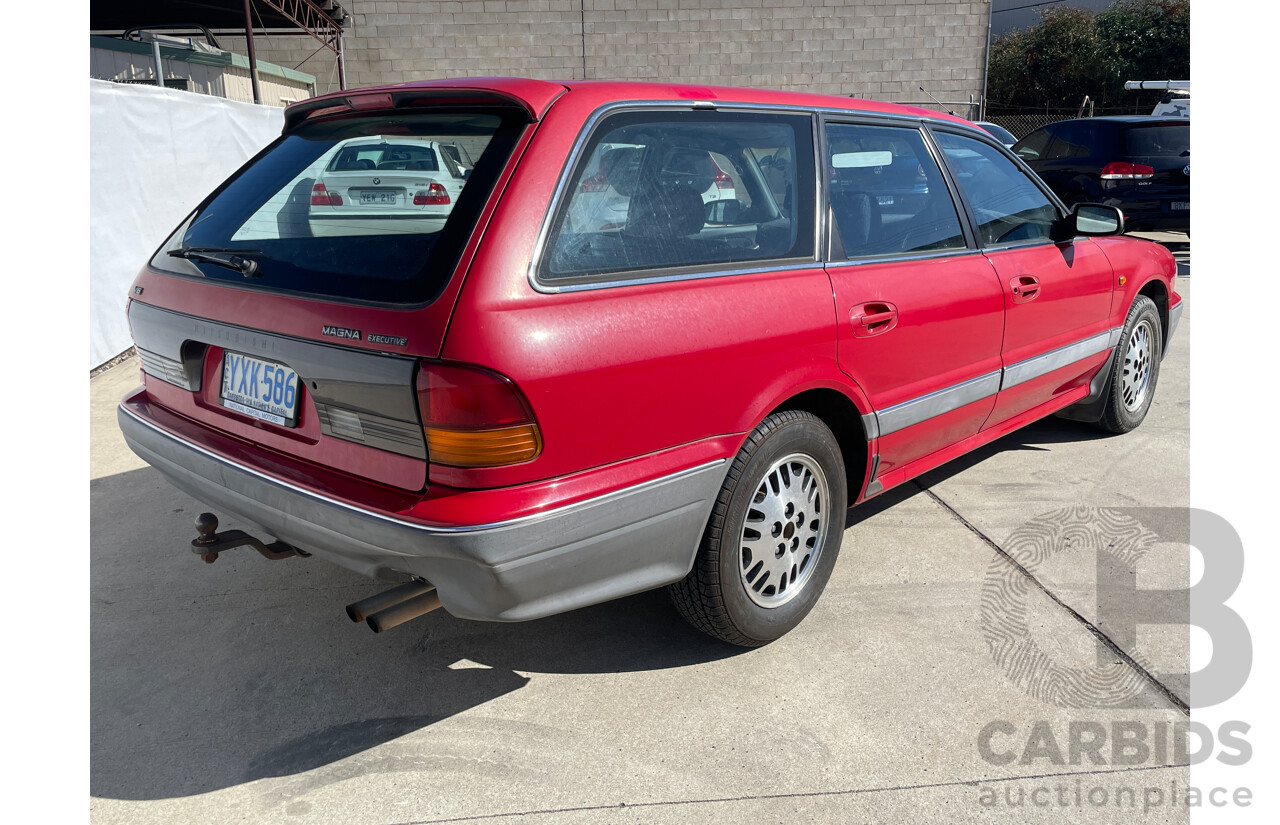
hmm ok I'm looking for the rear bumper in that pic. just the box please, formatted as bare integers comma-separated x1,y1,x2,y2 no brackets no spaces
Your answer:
1103,191,1189,232
118,402,724,622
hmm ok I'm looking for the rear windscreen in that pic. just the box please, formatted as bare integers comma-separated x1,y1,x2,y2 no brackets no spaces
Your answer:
1123,123,1190,157
151,108,525,304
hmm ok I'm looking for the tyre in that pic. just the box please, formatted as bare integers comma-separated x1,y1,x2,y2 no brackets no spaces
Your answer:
669,410,847,646
1097,295,1162,434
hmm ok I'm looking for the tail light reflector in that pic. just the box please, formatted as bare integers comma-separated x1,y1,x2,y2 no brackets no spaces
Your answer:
416,363,542,468
413,183,450,205
1100,162,1154,180
310,183,343,205
580,170,609,193
711,157,735,189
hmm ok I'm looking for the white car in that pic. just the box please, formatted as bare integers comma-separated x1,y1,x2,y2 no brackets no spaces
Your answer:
566,143,738,233
307,137,474,236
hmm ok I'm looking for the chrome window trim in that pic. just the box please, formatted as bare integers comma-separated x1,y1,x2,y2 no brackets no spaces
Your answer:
119,403,725,536
534,260,826,294
526,101,830,294
825,247,988,270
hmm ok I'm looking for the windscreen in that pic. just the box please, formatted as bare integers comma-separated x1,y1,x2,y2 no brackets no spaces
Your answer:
151,108,525,304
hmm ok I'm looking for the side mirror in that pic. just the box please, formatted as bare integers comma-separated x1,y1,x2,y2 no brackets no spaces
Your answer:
1072,203,1124,236
705,199,742,224
1052,203,1124,241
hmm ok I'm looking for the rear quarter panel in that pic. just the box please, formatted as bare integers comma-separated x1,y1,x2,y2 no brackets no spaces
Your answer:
437,95,863,490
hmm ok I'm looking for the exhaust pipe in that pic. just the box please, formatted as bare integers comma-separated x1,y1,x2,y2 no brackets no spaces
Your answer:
366,589,443,633
345,580,433,623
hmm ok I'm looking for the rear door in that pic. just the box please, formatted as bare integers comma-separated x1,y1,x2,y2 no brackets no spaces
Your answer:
822,118,1005,479
930,128,1115,427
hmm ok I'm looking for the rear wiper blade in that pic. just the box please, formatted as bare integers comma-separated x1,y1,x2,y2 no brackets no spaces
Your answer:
167,246,263,278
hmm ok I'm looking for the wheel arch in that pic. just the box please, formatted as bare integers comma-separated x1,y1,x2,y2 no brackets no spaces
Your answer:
1137,277,1170,350
766,387,872,508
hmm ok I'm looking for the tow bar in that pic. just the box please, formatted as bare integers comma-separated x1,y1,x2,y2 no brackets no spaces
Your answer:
190,512,310,564
190,512,441,632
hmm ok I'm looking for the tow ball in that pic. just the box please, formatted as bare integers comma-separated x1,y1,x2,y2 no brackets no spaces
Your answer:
191,512,311,564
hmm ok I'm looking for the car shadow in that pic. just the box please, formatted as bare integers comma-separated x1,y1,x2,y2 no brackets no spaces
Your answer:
90,467,742,802
845,414,1114,528
91,414,1113,802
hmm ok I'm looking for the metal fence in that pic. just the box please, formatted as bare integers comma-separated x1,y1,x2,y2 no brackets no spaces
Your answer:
983,103,1159,140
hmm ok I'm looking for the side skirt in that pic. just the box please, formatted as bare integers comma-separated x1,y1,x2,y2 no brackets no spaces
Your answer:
858,383,1091,501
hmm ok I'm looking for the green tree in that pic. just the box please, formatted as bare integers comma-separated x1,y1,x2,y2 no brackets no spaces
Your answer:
988,0,1190,113
1096,0,1191,100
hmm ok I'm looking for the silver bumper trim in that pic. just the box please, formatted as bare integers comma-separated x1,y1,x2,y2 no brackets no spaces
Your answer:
1166,299,1184,348
119,403,726,621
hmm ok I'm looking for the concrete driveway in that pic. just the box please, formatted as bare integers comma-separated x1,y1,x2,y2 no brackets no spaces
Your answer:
90,235,1192,824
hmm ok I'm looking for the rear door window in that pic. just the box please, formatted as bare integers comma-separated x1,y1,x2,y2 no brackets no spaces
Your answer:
541,110,816,283
1044,121,1104,160
825,121,967,259
1014,127,1054,161
150,108,525,304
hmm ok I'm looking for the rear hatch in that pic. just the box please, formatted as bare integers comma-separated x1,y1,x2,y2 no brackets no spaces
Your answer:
1121,120,1190,197
128,96,540,492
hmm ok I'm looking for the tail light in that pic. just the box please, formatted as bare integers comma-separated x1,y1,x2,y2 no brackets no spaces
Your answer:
416,363,542,468
711,157,735,189
580,170,609,193
1100,162,1154,180
413,183,450,205
310,183,343,206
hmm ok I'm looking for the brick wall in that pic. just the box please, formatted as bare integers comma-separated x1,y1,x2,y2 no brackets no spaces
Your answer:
223,0,989,111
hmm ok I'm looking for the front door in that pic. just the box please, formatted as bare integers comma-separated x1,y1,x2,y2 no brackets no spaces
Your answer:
930,129,1115,427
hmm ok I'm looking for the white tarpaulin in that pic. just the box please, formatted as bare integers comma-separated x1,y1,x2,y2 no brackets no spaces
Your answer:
89,79,285,369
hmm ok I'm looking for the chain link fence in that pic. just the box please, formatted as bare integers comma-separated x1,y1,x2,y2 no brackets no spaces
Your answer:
983,103,1160,140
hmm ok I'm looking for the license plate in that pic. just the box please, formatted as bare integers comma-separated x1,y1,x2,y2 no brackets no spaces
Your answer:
1171,201,1189,210
359,191,398,205
877,195,895,206
220,351,300,426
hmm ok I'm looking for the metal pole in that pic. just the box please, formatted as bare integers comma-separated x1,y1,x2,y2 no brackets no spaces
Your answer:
980,0,993,121
337,32,347,90
243,0,263,103
151,39,165,88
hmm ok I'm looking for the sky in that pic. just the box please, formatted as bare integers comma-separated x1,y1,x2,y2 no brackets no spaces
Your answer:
991,0,1119,37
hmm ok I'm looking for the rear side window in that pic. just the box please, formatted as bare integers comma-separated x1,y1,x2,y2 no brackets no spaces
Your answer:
542,110,815,283
825,121,966,260
1014,127,1053,160
1045,121,1106,160
1124,123,1190,157
934,131,1060,247
151,108,525,304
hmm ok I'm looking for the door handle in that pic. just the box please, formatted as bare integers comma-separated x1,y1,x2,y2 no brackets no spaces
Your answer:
1010,275,1040,303
851,302,899,337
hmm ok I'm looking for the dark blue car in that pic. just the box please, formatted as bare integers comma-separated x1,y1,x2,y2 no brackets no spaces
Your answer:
1013,116,1189,233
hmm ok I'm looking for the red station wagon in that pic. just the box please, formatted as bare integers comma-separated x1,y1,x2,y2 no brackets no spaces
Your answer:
118,79,1181,646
